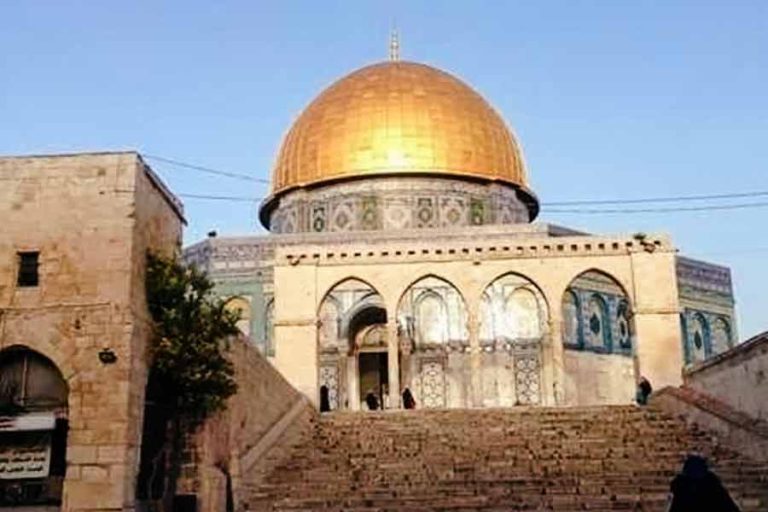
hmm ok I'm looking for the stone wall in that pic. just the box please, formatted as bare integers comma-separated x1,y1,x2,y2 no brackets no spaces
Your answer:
270,230,684,408
184,336,315,512
562,351,636,405
684,332,768,422
0,152,183,511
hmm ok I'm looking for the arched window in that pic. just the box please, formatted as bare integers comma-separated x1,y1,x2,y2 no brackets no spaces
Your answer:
397,276,468,348
586,294,610,350
506,288,541,339
225,296,252,337
561,290,580,347
415,291,448,344
616,300,632,350
264,300,275,356
319,278,384,352
688,313,709,363
481,274,547,344
711,317,732,355
0,348,68,411
563,270,630,355
0,348,69,502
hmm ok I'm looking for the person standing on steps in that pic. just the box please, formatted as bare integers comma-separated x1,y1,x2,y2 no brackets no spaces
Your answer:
636,376,652,405
365,389,379,410
402,387,416,410
668,455,740,512
319,385,331,413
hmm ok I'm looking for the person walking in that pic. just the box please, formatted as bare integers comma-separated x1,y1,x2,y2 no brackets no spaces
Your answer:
668,455,740,512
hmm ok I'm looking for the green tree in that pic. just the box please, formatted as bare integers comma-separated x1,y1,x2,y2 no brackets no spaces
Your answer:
138,253,240,510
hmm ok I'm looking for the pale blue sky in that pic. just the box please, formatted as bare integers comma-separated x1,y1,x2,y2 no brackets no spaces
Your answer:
1,1,766,338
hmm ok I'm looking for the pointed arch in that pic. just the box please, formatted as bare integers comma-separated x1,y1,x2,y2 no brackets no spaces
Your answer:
317,277,383,317
688,312,710,363
0,346,68,412
563,269,633,354
480,272,548,343
711,317,732,354
224,296,252,337
318,278,386,353
397,275,468,347
565,267,632,300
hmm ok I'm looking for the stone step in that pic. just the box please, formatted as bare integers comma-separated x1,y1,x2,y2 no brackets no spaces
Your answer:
237,405,768,512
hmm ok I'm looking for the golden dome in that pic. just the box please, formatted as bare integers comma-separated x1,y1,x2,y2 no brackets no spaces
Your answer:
268,61,530,196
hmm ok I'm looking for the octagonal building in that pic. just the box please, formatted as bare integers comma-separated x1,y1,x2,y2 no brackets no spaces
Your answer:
185,57,737,410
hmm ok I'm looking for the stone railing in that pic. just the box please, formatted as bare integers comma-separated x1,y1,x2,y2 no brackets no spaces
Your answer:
683,332,768,423
651,385,768,462
182,336,317,512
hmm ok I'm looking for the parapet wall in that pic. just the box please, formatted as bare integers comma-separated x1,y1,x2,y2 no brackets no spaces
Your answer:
185,336,316,512
685,332,768,422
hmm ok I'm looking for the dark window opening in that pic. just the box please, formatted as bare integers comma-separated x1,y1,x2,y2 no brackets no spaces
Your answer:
17,252,40,287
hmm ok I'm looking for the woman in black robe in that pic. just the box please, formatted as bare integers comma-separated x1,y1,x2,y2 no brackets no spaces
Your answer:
319,385,331,413
668,455,740,512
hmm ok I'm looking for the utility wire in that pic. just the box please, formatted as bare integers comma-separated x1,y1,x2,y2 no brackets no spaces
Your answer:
544,201,768,214
143,154,768,213
543,190,768,206
178,193,260,202
143,154,270,184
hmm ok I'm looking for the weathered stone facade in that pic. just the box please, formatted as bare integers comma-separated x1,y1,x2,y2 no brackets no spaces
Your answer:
186,224,727,411
0,152,183,511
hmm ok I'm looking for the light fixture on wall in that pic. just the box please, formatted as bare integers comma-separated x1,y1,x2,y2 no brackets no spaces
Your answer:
98,348,118,365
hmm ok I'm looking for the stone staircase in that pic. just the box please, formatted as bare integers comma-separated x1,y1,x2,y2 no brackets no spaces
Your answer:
240,406,768,511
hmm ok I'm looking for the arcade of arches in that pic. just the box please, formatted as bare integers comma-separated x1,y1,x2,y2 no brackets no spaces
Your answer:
312,270,635,411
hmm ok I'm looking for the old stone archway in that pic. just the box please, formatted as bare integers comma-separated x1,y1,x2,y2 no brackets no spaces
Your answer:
0,346,69,509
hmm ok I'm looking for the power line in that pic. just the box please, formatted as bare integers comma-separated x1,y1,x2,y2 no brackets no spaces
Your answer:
175,193,768,215
542,190,768,206
143,154,270,184
143,154,768,213
544,201,768,214
178,193,261,202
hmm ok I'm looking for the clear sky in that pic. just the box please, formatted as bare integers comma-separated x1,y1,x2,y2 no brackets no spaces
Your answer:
1,1,766,338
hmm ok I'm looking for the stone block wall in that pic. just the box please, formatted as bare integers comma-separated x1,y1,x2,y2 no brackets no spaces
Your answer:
183,335,315,512
562,351,635,405
0,152,183,511
684,332,768,422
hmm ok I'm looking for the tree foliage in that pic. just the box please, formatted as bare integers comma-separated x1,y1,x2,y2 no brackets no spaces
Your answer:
145,253,239,424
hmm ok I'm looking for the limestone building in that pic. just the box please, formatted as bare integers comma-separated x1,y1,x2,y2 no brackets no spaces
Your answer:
0,153,183,510
184,59,738,411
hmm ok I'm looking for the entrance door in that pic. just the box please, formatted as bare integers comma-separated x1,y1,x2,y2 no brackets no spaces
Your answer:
358,352,388,409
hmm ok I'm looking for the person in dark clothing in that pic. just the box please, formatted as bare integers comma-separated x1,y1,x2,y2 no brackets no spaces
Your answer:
402,387,416,410
636,376,652,405
365,390,379,411
668,455,740,512
319,385,331,413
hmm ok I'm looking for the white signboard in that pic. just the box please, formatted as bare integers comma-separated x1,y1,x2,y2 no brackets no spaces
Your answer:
0,435,52,479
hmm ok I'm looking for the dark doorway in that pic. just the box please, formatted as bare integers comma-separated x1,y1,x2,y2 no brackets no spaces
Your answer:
359,352,388,409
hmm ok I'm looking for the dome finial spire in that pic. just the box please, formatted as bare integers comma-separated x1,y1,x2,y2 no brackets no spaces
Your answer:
389,28,400,62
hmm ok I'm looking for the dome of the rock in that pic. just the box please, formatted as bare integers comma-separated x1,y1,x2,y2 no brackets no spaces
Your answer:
260,60,539,231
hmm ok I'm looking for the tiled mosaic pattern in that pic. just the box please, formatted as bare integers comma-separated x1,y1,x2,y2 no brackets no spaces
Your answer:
267,177,530,233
